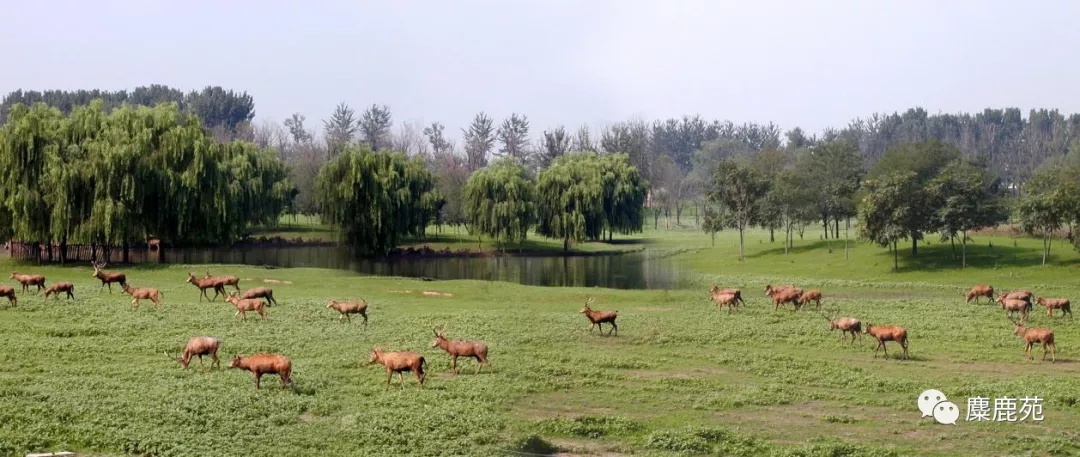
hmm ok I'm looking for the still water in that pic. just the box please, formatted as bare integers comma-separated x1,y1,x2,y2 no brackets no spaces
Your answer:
96,245,686,290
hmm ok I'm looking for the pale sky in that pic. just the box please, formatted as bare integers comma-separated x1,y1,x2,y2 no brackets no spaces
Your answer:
4,0,1080,144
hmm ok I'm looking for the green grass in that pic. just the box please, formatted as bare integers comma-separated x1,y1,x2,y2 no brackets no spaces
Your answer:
3,225,1080,456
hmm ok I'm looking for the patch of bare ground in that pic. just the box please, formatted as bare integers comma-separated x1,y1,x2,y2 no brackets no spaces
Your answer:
549,439,628,457
263,279,293,285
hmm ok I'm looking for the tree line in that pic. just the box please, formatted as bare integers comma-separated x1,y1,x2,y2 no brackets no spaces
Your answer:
0,100,295,262
8,86,1080,266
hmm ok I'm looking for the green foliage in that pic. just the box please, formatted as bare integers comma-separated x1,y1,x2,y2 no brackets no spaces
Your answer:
805,139,864,224
709,158,770,259
536,152,604,249
462,158,536,248
598,153,649,238
857,171,922,269
316,146,441,256
0,100,294,248
928,158,1009,266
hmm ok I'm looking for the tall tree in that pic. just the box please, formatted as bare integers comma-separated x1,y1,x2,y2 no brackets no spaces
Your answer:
538,125,570,169
462,158,537,250
495,113,531,162
929,159,1009,267
462,112,496,172
572,125,597,152
359,104,393,152
858,171,923,271
284,113,313,144
423,122,453,156
597,153,648,240
183,86,256,136
536,152,605,251
315,145,442,257
323,102,358,158
709,159,770,260
805,139,863,240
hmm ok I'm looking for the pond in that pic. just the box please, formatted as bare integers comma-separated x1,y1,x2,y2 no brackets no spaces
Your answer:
24,245,687,290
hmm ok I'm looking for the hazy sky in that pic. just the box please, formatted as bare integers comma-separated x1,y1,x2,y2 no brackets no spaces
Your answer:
4,0,1080,144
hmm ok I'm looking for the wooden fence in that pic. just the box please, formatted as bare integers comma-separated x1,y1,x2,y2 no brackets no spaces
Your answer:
5,241,165,264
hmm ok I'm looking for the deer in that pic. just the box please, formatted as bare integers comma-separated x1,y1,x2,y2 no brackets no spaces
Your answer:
326,298,368,325
10,272,46,293
798,289,823,310
204,269,241,293
1000,297,1031,320
965,284,995,305
998,289,1034,308
864,322,909,360
0,285,16,306
579,297,618,336
709,290,741,313
122,283,163,309
1036,297,1072,319
229,353,293,389
769,288,802,311
1008,315,1056,362
43,281,75,300
765,284,802,297
238,286,277,306
186,272,225,302
431,325,490,375
368,347,426,391
709,285,744,306
91,261,127,293
166,336,221,369
225,291,267,321
820,308,861,344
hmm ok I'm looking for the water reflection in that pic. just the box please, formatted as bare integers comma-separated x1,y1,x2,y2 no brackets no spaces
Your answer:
101,246,683,290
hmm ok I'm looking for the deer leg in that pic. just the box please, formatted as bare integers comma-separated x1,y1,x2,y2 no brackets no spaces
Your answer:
386,371,392,390
345,313,351,323
398,372,405,388
1025,342,1033,360
212,353,220,369
475,356,483,375
610,321,617,336
235,310,242,320
362,312,368,326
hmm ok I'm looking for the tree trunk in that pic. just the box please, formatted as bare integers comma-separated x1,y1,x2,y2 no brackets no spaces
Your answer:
710,231,716,247
911,232,918,257
950,234,956,260
784,223,791,255
738,225,746,261
770,228,775,243
822,216,829,240
90,242,97,262
563,237,570,252
893,240,899,271
122,241,130,264
1043,232,1051,265
60,238,68,264
961,230,967,268
675,203,682,225
834,218,840,239
844,218,849,260
653,209,660,230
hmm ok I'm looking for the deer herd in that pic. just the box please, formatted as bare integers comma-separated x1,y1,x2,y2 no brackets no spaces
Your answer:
1,259,1070,393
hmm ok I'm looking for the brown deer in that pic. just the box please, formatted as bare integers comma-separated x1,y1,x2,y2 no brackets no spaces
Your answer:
965,284,994,304
769,288,802,311
864,323,909,360
368,347,426,390
1008,315,1056,362
764,284,802,297
229,353,293,389
225,292,267,321
709,285,744,306
10,272,46,293
709,290,741,313
431,326,490,375
91,261,127,293
1000,297,1031,320
166,336,221,369
820,308,861,344
1036,297,1072,319
997,290,1034,310
579,297,618,336
0,285,16,306
239,286,277,306
326,298,368,325
122,283,163,309
798,289,823,310
204,269,241,293
43,281,75,300
186,272,225,302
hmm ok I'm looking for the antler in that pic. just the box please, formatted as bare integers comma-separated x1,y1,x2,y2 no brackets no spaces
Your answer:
586,297,595,304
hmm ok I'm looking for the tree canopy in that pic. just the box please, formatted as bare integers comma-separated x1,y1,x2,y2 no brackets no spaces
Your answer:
462,158,536,249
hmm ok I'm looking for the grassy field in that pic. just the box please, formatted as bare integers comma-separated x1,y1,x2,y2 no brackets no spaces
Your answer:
2,226,1080,456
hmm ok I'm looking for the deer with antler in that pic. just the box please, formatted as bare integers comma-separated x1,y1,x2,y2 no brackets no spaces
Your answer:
579,297,618,336
1008,314,1056,362
431,325,490,375
91,261,127,293
820,308,861,344
204,269,241,293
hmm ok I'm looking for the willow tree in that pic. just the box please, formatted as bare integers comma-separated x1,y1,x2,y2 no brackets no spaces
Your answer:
597,153,648,241
316,146,441,257
536,152,604,251
462,157,536,250
0,103,66,257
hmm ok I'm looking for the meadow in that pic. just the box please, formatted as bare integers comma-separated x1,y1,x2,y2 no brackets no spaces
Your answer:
2,225,1080,456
